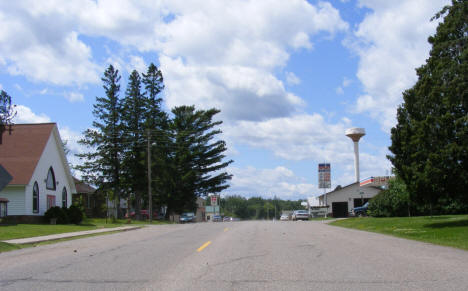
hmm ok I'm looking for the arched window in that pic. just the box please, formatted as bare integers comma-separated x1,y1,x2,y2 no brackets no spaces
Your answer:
33,182,39,213
62,187,67,208
46,167,56,190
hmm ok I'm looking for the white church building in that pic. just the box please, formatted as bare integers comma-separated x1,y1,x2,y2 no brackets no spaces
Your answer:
0,123,76,221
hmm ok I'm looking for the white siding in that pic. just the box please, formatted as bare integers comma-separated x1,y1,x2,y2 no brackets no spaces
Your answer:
319,183,381,214
28,132,74,215
0,186,25,215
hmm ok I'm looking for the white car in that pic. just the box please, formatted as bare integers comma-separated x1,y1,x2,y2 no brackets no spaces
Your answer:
280,214,289,221
291,210,309,221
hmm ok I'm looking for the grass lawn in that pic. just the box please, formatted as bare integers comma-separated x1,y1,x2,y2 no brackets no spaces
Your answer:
330,214,468,250
309,217,335,221
0,217,172,253
0,218,172,241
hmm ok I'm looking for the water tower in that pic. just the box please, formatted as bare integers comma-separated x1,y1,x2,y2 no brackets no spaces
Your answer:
345,128,366,182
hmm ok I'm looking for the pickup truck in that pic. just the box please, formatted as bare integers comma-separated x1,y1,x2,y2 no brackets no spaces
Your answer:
353,202,369,217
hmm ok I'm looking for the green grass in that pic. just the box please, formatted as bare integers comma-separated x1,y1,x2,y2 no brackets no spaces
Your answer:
330,214,468,250
0,217,173,253
309,217,335,221
0,218,172,241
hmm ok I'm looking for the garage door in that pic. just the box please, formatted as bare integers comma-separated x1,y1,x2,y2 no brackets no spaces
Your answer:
332,202,348,218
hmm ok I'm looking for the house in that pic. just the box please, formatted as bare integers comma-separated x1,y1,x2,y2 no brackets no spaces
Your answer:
317,182,382,217
0,123,76,222
73,177,97,217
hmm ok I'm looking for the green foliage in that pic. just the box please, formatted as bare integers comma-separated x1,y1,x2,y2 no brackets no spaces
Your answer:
77,65,123,216
165,106,233,215
220,195,304,220
368,177,411,217
44,206,69,224
388,0,468,207
76,63,232,219
0,90,16,144
121,70,147,218
331,215,468,251
66,205,84,224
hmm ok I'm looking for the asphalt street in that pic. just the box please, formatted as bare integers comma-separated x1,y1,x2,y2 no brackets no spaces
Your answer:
1,220,467,290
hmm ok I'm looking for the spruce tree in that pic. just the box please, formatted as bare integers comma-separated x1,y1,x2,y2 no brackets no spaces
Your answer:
121,70,147,219
77,65,124,217
388,0,468,209
167,106,233,215
0,90,16,144
142,63,169,213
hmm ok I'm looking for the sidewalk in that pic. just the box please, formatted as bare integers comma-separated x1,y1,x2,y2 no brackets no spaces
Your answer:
2,226,141,245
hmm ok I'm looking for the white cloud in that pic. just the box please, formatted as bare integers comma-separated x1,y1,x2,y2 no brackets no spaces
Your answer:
58,125,87,173
127,55,147,73
161,56,305,121
286,71,301,86
13,105,51,123
0,1,101,86
348,0,449,131
65,92,84,103
225,114,352,162
225,166,316,199
335,77,351,95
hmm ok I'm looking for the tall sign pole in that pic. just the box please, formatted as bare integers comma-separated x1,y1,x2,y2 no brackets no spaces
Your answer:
318,163,331,218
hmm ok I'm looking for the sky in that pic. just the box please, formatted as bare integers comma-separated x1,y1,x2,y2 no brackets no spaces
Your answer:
0,0,450,200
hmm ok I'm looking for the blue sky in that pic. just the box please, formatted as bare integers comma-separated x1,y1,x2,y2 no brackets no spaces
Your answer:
0,0,449,200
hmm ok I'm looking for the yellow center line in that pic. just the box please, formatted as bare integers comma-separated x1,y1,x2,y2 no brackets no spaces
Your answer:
224,228,229,232
197,241,212,252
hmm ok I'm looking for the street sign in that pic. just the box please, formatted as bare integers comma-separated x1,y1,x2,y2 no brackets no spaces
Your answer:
211,195,218,206
318,163,331,189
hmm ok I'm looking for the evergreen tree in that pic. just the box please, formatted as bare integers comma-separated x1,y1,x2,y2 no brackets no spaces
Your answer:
0,90,16,144
142,63,170,213
121,70,147,219
76,65,124,217
167,106,233,215
388,0,468,209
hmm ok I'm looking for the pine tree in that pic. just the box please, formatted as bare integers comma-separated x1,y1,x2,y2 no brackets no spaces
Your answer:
142,63,169,213
166,106,233,215
121,70,147,219
0,90,16,144
388,0,468,209
76,65,124,217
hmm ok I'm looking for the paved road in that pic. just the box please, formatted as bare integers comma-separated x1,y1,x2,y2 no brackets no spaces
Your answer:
1,221,468,290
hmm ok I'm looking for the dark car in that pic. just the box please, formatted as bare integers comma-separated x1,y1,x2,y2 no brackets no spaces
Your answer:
125,210,159,219
353,202,369,217
179,212,196,223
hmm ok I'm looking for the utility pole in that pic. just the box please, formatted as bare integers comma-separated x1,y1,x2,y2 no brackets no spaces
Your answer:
147,129,152,223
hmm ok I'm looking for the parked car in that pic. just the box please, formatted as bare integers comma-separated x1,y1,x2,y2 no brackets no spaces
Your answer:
125,210,159,219
223,216,231,222
291,210,309,221
212,215,222,222
353,202,369,217
280,214,289,221
179,212,196,223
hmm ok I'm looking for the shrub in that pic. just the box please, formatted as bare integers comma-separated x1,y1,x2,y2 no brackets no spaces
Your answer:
67,205,84,224
44,206,69,224
368,177,411,217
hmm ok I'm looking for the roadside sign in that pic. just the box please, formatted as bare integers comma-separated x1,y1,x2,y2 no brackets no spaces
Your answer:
211,195,218,206
318,163,331,189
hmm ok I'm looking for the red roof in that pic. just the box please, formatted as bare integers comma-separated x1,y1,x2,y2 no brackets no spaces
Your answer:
73,177,96,194
0,123,56,185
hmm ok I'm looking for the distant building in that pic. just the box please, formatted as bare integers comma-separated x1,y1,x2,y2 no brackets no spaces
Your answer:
317,182,382,217
0,123,76,222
